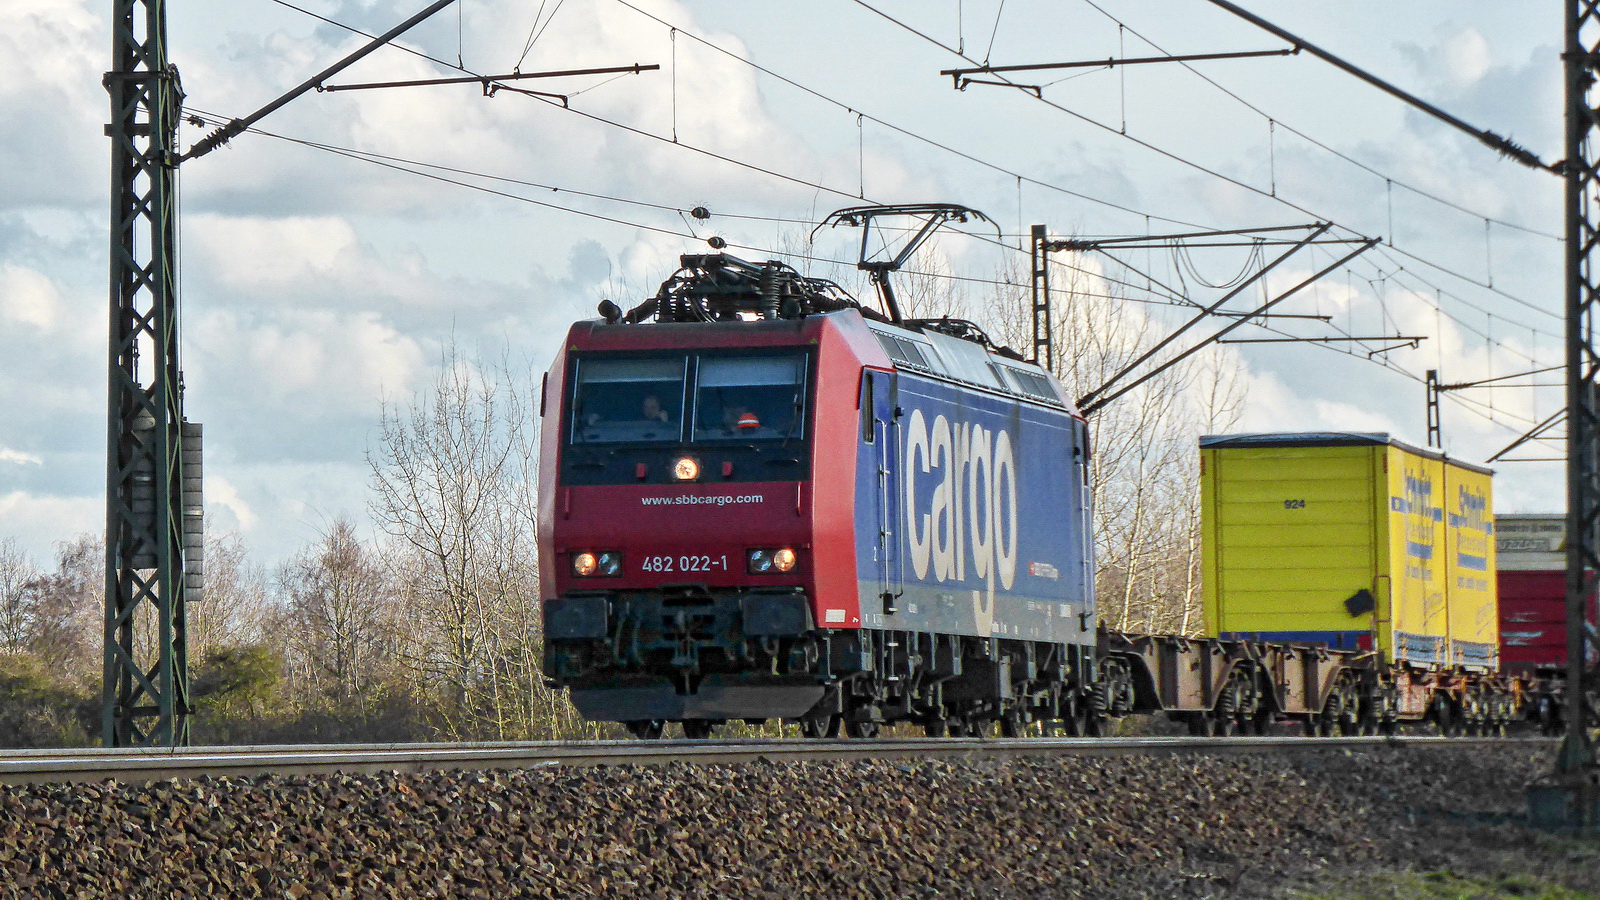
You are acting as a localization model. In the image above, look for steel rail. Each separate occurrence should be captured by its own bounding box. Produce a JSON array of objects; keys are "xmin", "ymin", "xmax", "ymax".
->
[{"xmin": 0, "ymin": 736, "xmax": 1546, "ymax": 786}]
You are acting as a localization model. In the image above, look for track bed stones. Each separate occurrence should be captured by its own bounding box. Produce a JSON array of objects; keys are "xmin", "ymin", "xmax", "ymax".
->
[{"xmin": 0, "ymin": 744, "xmax": 1570, "ymax": 899}]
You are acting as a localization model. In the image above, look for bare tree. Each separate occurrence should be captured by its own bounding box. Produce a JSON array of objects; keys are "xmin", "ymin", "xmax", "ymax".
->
[
  {"xmin": 22, "ymin": 534, "xmax": 103, "ymax": 676},
  {"xmin": 278, "ymin": 517, "xmax": 396, "ymax": 707},
  {"xmin": 0, "ymin": 539, "xmax": 39, "ymax": 653},
  {"xmin": 188, "ymin": 529, "xmax": 272, "ymax": 660},
  {"xmin": 367, "ymin": 344, "xmax": 580, "ymax": 739}
]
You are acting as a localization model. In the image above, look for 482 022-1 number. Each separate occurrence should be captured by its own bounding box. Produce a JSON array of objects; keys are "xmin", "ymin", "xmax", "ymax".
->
[{"xmin": 639, "ymin": 555, "xmax": 729, "ymax": 573}]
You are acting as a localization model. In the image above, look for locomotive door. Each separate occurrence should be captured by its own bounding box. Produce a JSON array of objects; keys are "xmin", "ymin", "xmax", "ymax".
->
[{"xmin": 866, "ymin": 370, "xmax": 903, "ymax": 616}]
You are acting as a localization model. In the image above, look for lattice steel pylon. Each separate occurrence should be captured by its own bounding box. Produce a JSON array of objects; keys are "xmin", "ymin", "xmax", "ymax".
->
[
  {"xmin": 104, "ymin": 0, "xmax": 198, "ymax": 747},
  {"xmin": 1532, "ymin": 0, "xmax": 1600, "ymax": 827}
]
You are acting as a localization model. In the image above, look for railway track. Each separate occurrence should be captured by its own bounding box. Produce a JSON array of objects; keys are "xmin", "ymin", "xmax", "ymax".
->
[{"xmin": 0, "ymin": 735, "xmax": 1546, "ymax": 785}]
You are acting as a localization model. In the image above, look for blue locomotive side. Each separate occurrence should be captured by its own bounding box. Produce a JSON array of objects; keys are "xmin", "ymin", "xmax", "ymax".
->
[{"xmin": 854, "ymin": 368, "xmax": 1095, "ymax": 645}]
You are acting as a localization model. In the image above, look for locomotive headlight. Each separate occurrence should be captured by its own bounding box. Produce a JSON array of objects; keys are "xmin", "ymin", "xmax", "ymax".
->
[
  {"xmin": 747, "ymin": 548, "xmax": 797, "ymax": 574},
  {"xmin": 672, "ymin": 456, "xmax": 700, "ymax": 481},
  {"xmin": 573, "ymin": 551, "xmax": 621, "ymax": 577}
]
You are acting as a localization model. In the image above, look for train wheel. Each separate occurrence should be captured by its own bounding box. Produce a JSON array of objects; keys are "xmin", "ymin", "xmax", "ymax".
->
[
  {"xmin": 682, "ymin": 720, "xmax": 716, "ymax": 740},
  {"xmin": 999, "ymin": 710, "xmax": 1025, "ymax": 738},
  {"xmin": 923, "ymin": 717, "xmax": 948, "ymax": 738},
  {"xmin": 1245, "ymin": 710, "xmax": 1271, "ymax": 736},
  {"xmin": 845, "ymin": 719, "xmax": 881, "ymax": 739},
  {"xmin": 625, "ymin": 720, "xmax": 665, "ymax": 740},
  {"xmin": 1316, "ymin": 691, "xmax": 1343, "ymax": 737},
  {"xmin": 1433, "ymin": 696, "xmax": 1461, "ymax": 737},
  {"xmin": 798, "ymin": 714, "xmax": 840, "ymax": 739},
  {"xmin": 1069, "ymin": 698, "xmax": 1091, "ymax": 737},
  {"xmin": 1059, "ymin": 695, "xmax": 1084, "ymax": 737},
  {"xmin": 1083, "ymin": 712, "xmax": 1107, "ymax": 737}
]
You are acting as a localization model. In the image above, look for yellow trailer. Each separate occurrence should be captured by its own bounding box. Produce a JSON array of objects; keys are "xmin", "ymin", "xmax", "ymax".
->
[{"xmin": 1200, "ymin": 433, "xmax": 1497, "ymax": 670}]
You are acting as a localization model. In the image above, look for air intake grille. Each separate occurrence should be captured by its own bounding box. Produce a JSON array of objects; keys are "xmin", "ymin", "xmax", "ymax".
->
[
  {"xmin": 998, "ymin": 366, "xmax": 1059, "ymax": 402},
  {"xmin": 874, "ymin": 333, "xmax": 933, "ymax": 370}
]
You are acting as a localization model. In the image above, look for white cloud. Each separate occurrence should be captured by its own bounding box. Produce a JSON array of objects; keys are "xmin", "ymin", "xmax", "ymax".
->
[
  {"xmin": 192, "ymin": 307, "xmax": 425, "ymax": 414},
  {"xmin": 206, "ymin": 475, "xmax": 258, "ymax": 532},
  {"xmin": 0, "ymin": 264, "xmax": 63, "ymax": 330},
  {"xmin": 0, "ymin": 1, "xmax": 102, "ymax": 210},
  {"xmin": 1440, "ymin": 27, "xmax": 1494, "ymax": 85},
  {"xmin": 0, "ymin": 491, "xmax": 99, "ymax": 559},
  {"xmin": 1237, "ymin": 369, "xmax": 1404, "ymax": 436},
  {"xmin": 0, "ymin": 448, "xmax": 42, "ymax": 466}
]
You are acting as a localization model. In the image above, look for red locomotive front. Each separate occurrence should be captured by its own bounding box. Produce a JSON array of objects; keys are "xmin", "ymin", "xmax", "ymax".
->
[{"xmin": 537, "ymin": 260, "xmax": 890, "ymax": 736}]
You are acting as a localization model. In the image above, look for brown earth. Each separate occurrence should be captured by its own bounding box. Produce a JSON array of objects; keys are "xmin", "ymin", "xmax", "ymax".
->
[{"xmin": 0, "ymin": 742, "xmax": 1593, "ymax": 899}]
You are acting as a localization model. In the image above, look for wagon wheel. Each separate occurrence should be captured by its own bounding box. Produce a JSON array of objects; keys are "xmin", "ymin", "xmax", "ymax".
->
[
  {"xmin": 1337, "ymin": 692, "xmax": 1362, "ymax": 736},
  {"xmin": 1317, "ymin": 690, "xmax": 1344, "ymax": 737},
  {"xmin": 1068, "ymin": 695, "xmax": 1092, "ymax": 737},
  {"xmin": 1432, "ymin": 695, "xmax": 1457, "ymax": 737},
  {"xmin": 844, "ymin": 711, "xmax": 883, "ymax": 739},
  {"xmin": 682, "ymin": 720, "xmax": 716, "ymax": 740},
  {"xmin": 799, "ymin": 712, "xmax": 841, "ymax": 739},
  {"xmin": 1246, "ymin": 708, "xmax": 1273, "ymax": 736},
  {"xmin": 1058, "ymin": 694, "xmax": 1085, "ymax": 737},
  {"xmin": 1213, "ymin": 674, "xmax": 1245, "ymax": 737},
  {"xmin": 845, "ymin": 719, "xmax": 881, "ymax": 739},
  {"xmin": 624, "ymin": 720, "xmax": 665, "ymax": 740},
  {"xmin": 1353, "ymin": 693, "xmax": 1380, "ymax": 735},
  {"xmin": 998, "ymin": 709, "xmax": 1025, "ymax": 738}
]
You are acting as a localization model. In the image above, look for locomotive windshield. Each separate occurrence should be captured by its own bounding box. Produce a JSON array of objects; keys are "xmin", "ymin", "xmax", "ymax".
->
[
  {"xmin": 693, "ymin": 355, "xmax": 806, "ymax": 442},
  {"xmin": 567, "ymin": 351, "xmax": 808, "ymax": 446},
  {"xmin": 570, "ymin": 357, "xmax": 688, "ymax": 444}
]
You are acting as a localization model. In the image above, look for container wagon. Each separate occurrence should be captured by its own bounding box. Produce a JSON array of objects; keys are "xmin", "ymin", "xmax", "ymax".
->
[{"xmin": 1195, "ymin": 433, "xmax": 1516, "ymax": 733}]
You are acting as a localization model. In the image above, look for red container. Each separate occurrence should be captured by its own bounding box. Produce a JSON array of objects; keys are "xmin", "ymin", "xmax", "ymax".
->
[
  {"xmin": 1498, "ymin": 570, "xmax": 1569, "ymax": 674},
  {"xmin": 1495, "ymin": 514, "xmax": 1597, "ymax": 674}
]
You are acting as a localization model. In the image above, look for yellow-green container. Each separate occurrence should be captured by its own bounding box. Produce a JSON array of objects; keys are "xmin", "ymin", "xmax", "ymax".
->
[{"xmin": 1200, "ymin": 433, "xmax": 1497, "ymax": 670}]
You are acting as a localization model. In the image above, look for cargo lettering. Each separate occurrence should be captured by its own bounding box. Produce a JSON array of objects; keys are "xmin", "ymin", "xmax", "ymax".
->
[{"xmin": 903, "ymin": 409, "xmax": 1018, "ymax": 601}]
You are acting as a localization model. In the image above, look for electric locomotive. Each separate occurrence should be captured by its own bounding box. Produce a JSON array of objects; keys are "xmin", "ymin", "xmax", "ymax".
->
[{"xmin": 538, "ymin": 253, "xmax": 1096, "ymax": 738}]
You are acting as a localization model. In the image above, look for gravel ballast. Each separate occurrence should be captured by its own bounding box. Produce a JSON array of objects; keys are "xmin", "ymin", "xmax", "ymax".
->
[{"xmin": 0, "ymin": 743, "xmax": 1586, "ymax": 899}]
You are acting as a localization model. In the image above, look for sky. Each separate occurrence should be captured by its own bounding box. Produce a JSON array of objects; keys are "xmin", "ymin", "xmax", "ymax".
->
[{"xmin": 0, "ymin": 0, "xmax": 1573, "ymax": 567}]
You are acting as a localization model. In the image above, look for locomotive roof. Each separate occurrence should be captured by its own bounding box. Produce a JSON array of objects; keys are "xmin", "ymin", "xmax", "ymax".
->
[
  {"xmin": 865, "ymin": 319, "xmax": 1072, "ymax": 411},
  {"xmin": 1199, "ymin": 431, "xmax": 1493, "ymax": 475}
]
